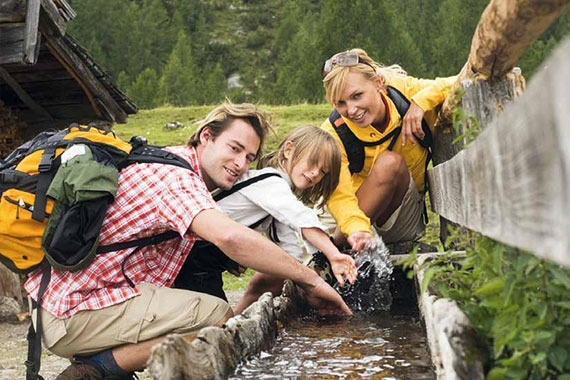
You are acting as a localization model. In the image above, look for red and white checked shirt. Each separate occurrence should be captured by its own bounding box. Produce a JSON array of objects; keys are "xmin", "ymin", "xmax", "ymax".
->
[{"xmin": 24, "ymin": 146, "xmax": 218, "ymax": 318}]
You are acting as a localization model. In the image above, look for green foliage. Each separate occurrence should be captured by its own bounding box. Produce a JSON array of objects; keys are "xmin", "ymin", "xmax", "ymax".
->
[
  {"xmin": 67, "ymin": 0, "xmax": 570, "ymax": 107},
  {"xmin": 128, "ymin": 68, "xmax": 160, "ymax": 109},
  {"xmin": 410, "ymin": 229, "xmax": 570, "ymax": 379}
]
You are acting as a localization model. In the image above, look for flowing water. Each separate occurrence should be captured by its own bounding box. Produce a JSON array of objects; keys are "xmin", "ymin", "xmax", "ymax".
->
[{"xmin": 231, "ymin": 237, "xmax": 435, "ymax": 379}]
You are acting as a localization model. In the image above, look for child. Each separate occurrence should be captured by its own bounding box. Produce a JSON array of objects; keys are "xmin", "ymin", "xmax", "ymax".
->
[{"xmin": 225, "ymin": 125, "xmax": 358, "ymax": 314}]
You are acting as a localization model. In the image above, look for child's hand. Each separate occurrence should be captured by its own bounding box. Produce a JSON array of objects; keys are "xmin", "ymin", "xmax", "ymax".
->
[
  {"xmin": 329, "ymin": 254, "xmax": 358, "ymax": 287},
  {"xmin": 347, "ymin": 231, "xmax": 372, "ymax": 250}
]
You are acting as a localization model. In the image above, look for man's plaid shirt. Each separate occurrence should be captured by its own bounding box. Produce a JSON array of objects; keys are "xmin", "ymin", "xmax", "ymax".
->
[{"xmin": 24, "ymin": 146, "xmax": 218, "ymax": 318}]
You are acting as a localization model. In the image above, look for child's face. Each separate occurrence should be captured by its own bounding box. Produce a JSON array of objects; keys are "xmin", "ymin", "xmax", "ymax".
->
[{"xmin": 286, "ymin": 151, "xmax": 328, "ymax": 191}]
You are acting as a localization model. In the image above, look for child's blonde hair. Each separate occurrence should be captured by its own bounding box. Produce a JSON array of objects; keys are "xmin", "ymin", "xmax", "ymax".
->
[
  {"xmin": 322, "ymin": 48, "xmax": 407, "ymax": 105},
  {"xmin": 258, "ymin": 125, "xmax": 340, "ymax": 208}
]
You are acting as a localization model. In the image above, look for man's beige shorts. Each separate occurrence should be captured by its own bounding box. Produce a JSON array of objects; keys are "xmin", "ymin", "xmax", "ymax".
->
[{"xmin": 35, "ymin": 283, "xmax": 230, "ymax": 358}]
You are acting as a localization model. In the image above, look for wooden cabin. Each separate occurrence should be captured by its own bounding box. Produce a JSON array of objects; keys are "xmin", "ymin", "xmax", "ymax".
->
[{"xmin": 0, "ymin": 0, "xmax": 137, "ymax": 157}]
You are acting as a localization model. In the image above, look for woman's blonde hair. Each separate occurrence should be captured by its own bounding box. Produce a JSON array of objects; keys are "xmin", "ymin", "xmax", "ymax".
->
[
  {"xmin": 322, "ymin": 48, "xmax": 407, "ymax": 105},
  {"xmin": 258, "ymin": 125, "xmax": 341, "ymax": 208},
  {"xmin": 188, "ymin": 101, "xmax": 274, "ymax": 160}
]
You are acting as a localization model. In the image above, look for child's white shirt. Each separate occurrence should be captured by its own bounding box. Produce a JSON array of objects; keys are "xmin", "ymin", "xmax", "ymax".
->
[{"xmin": 211, "ymin": 167, "xmax": 327, "ymax": 261}]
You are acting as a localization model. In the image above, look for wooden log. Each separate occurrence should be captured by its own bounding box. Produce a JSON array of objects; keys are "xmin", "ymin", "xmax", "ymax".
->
[
  {"xmin": 429, "ymin": 37, "xmax": 570, "ymax": 267},
  {"xmin": 415, "ymin": 254, "xmax": 488, "ymax": 380},
  {"xmin": 148, "ymin": 292, "xmax": 279, "ymax": 380},
  {"xmin": 440, "ymin": 0, "xmax": 569, "ymax": 122}
]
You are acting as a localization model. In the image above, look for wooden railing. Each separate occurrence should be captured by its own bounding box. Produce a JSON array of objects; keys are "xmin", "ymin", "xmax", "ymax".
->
[{"xmin": 428, "ymin": 0, "xmax": 570, "ymax": 268}]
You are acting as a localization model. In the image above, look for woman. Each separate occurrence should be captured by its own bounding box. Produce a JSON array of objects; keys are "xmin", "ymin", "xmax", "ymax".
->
[{"xmin": 320, "ymin": 48, "xmax": 456, "ymax": 250}]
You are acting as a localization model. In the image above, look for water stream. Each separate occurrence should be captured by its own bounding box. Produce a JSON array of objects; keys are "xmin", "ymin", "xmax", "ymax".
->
[{"xmin": 230, "ymin": 237, "xmax": 435, "ymax": 379}]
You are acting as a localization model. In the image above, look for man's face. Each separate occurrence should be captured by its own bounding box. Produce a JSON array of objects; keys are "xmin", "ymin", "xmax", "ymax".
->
[{"xmin": 199, "ymin": 119, "xmax": 261, "ymax": 190}]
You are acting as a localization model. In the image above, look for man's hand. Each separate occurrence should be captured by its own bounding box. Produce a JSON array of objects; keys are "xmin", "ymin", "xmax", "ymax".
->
[
  {"xmin": 329, "ymin": 254, "xmax": 357, "ymax": 287},
  {"xmin": 401, "ymin": 101, "xmax": 425, "ymax": 146},
  {"xmin": 347, "ymin": 231, "xmax": 372, "ymax": 251},
  {"xmin": 299, "ymin": 277, "xmax": 352, "ymax": 316}
]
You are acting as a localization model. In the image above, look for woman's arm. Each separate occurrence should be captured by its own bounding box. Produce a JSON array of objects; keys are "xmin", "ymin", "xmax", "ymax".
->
[{"xmin": 301, "ymin": 227, "xmax": 357, "ymax": 286}]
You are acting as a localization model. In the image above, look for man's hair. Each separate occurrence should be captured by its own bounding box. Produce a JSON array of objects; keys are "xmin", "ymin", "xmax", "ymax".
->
[{"xmin": 188, "ymin": 101, "xmax": 273, "ymax": 160}]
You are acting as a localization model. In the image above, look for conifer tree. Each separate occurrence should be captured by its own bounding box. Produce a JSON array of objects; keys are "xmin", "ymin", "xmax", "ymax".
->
[
  {"xmin": 159, "ymin": 31, "xmax": 203, "ymax": 105},
  {"xmin": 128, "ymin": 68, "xmax": 160, "ymax": 109}
]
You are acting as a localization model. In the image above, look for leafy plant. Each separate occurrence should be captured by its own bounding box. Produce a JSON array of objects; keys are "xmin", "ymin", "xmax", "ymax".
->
[{"xmin": 407, "ymin": 230, "xmax": 570, "ymax": 380}]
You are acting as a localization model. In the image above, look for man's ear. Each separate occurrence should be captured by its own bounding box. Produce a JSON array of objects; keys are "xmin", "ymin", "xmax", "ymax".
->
[{"xmin": 199, "ymin": 126, "xmax": 213, "ymax": 144}]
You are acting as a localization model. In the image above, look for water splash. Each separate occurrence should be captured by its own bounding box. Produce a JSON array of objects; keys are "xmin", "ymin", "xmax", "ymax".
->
[{"xmin": 336, "ymin": 235, "xmax": 394, "ymax": 312}]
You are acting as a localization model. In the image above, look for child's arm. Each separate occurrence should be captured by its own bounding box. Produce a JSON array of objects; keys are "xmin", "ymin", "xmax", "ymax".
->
[{"xmin": 301, "ymin": 227, "xmax": 357, "ymax": 286}]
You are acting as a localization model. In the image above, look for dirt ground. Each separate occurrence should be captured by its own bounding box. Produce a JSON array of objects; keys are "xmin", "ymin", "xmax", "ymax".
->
[{"xmin": 0, "ymin": 291, "xmax": 243, "ymax": 380}]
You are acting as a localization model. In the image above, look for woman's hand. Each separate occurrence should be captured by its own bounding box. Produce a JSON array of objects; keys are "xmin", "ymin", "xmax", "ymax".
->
[
  {"xmin": 401, "ymin": 101, "xmax": 425, "ymax": 146},
  {"xmin": 329, "ymin": 253, "xmax": 358, "ymax": 287},
  {"xmin": 347, "ymin": 231, "xmax": 372, "ymax": 250}
]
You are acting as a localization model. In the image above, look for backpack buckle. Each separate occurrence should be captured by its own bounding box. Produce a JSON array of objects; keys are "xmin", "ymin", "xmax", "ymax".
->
[{"xmin": 38, "ymin": 145, "xmax": 56, "ymax": 172}]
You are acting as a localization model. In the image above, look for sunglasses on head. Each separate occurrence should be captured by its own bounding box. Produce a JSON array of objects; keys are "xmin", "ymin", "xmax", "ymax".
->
[{"xmin": 321, "ymin": 51, "xmax": 375, "ymax": 78}]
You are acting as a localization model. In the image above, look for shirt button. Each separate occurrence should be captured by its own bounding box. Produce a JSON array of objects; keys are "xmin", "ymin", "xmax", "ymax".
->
[{"xmin": 370, "ymin": 132, "xmax": 376, "ymax": 137}]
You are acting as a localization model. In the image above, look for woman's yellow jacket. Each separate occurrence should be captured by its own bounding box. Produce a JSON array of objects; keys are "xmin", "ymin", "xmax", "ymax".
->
[{"xmin": 321, "ymin": 74, "xmax": 457, "ymax": 237}]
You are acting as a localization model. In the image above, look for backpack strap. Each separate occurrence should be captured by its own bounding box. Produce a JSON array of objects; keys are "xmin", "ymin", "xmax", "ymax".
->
[
  {"xmin": 329, "ymin": 110, "xmax": 401, "ymax": 174},
  {"xmin": 385, "ymin": 86, "xmax": 433, "ymax": 149},
  {"xmin": 123, "ymin": 143, "xmax": 194, "ymax": 171},
  {"xmin": 213, "ymin": 172, "xmax": 282, "ymax": 201},
  {"xmin": 25, "ymin": 264, "xmax": 50, "ymax": 380}
]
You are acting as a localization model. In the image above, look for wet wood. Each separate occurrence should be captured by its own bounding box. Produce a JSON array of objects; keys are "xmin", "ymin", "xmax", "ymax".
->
[{"xmin": 429, "ymin": 38, "xmax": 570, "ymax": 267}]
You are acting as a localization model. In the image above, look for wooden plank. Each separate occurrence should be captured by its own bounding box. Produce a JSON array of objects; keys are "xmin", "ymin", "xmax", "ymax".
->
[
  {"xmin": 39, "ymin": 0, "xmax": 67, "ymax": 36},
  {"xmin": 23, "ymin": 0, "xmax": 41, "ymax": 64},
  {"xmin": 0, "ymin": 24, "xmax": 24, "ymax": 64},
  {"xmin": 0, "ymin": 0, "xmax": 26, "ymax": 22},
  {"xmin": 440, "ymin": 0, "xmax": 570, "ymax": 122},
  {"xmin": 0, "ymin": 66, "xmax": 53, "ymax": 120},
  {"xmin": 45, "ymin": 36, "xmax": 128, "ymax": 123},
  {"xmin": 428, "ymin": 37, "xmax": 570, "ymax": 267}
]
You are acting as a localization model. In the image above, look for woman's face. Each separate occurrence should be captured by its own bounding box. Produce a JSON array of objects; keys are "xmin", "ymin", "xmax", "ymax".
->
[{"xmin": 334, "ymin": 71, "xmax": 385, "ymax": 128}]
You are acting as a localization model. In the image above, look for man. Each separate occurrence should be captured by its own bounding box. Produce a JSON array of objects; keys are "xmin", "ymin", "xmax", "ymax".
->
[{"xmin": 25, "ymin": 102, "xmax": 351, "ymax": 380}]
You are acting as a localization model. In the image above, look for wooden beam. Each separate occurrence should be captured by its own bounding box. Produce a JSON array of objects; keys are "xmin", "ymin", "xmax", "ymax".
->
[
  {"xmin": 39, "ymin": 0, "xmax": 68, "ymax": 37},
  {"xmin": 428, "ymin": 37, "xmax": 570, "ymax": 267},
  {"xmin": 0, "ymin": 66, "xmax": 53, "ymax": 121},
  {"xmin": 24, "ymin": 0, "xmax": 41, "ymax": 64},
  {"xmin": 45, "ymin": 36, "xmax": 128, "ymax": 123},
  {"xmin": 440, "ymin": 0, "xmax": 570, "ymax": 122}
]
